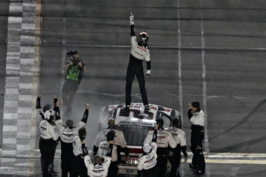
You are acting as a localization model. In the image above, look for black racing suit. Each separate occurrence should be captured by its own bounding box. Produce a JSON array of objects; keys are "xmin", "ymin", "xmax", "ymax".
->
[{"xmin": 125, "ymin": 24, "xmax": 151, "ymax": 107}]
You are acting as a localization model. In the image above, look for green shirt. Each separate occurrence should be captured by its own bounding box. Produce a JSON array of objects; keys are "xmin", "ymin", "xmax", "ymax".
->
[{"xmin": 66, "ymin": 65, "xmax": 82, "ymax": 81}]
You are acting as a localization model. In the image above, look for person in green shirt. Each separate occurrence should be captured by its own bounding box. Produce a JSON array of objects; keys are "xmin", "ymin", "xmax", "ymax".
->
[{"xmin": 62, "ymin": 50, "xmax": 87, "ymax": 109}]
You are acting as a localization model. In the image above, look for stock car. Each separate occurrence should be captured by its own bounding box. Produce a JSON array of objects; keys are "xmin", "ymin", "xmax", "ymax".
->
[{"xmin": 98, "ymin": 103, "xmax": 181, "ymax": 176}]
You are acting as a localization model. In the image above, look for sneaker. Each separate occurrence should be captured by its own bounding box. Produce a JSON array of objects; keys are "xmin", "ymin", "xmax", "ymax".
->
[
  {"xmin": 194, "ymin": 170, "xmax": 205, "ymax": 175},
  {"xmin": 144, "ymin": 105, "xmax": 150, "ymax": 113}
]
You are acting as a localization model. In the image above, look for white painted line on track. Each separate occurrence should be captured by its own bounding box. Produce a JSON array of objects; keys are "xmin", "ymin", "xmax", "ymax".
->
[
  {"xmin": 200, "ymin": 0, "xmax": 210, "ymax": 176},
  {"xmin": 177, "ymin": 0, "xmax": 185, "ymax": 175},
  {"xmin": 60, "ymin": 1, "xmax": 67, "ymax": 111},
  {"xmin": 200, "ymin": 0, "xmax": 209, "ymax": 154},
  {"xmin": 177, "ymin": 0, "xmax": 183, "ymax": 128},
  {"xmin": 40, "ymin": 43, "xmax": 266, "ymax": 51}
]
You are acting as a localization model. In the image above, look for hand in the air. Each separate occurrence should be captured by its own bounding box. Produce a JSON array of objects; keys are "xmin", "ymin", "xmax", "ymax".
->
[
  {"xmin": 129, "ymin": 12, "xmax": 134, "ymax": 25},
  {"xmin": 85, "ymin": 103, "xmax": 90, "ymax": 110}
]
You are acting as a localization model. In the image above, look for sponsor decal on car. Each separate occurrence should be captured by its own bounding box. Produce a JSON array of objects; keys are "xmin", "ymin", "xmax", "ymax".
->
[{"xmin": 118, "ymin": 121, "xmax": 154, "ymax": 127}]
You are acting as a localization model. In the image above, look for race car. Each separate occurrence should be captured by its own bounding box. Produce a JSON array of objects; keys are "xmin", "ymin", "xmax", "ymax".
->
[{"xmin": 98, "ymin": 103, "xmax": 181, "ymax": 176}]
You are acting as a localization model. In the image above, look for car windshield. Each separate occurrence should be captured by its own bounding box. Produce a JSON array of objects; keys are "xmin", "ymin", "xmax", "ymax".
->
[{"xmin": 116, "ymin": 124, "xmax": 153, "ymax": 146}]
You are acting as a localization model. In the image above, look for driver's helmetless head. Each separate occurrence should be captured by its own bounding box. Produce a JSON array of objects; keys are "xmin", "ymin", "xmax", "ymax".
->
[
  {"xmin": 108, "ymin": 118, "xmax": 115, "ymax": 127},
  {"xmin": 93, "ymin": 155, "xmax": 102, "ymax": 165}
]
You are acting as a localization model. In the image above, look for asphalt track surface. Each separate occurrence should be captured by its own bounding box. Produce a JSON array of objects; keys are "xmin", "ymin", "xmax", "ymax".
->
[
  {"xmin": 36, "ymin": 0, "xmax": 266, "ymax": 153},
  {"xmin": 0, "ymin": 0, "xmax": 9, "ymax": 148},
  {"xmin": 0, "ymin": 0, "xmax": 265, "ymax": 154}
]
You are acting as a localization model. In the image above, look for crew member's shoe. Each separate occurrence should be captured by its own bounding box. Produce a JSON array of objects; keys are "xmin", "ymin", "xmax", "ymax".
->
[
  {"xmin": 51, "ymin": 169, "xmax": 58, "ymax": 176},
  {"xmin": 144, "ymin": 105, "xmax": 150, "ymax": 114},
  {"xmin": 189, "ymin": 164, "xmax": 197, "ymax": 168},
  {"xmin": 194, "ymin": 170, "xmax": 205, "ymax": 175}
]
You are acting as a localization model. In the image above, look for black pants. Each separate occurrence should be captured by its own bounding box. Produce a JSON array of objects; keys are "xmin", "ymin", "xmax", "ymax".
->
[
  {"xmin": 71, "ymin": 156, "xmax": 87, "ymax": 177},
  {"xmin": 157, "ymin": 155, "xmax": 168, "ymax": 177},
  {"xmin": 62, "ymin": 80, "xmax": 80, "ymax": 107},
  {"xmin": 142, "ymin": 165, "xmax": 159, "ymax": 177},
  {"xmin": 191, "ymin": 131, "xmax": 205, "ymax": 171},
  {"xmin": 169, "ymin": 146, "xmax": 181, "ymax": 177},
  {"xmin": 107, "ymin": 161, "xmax": 118, "ymax": 177},
  {"xmin": 61, "ymin": 142, "xmax": 74, "ymax": 177},
  {"xmin": 39, "ymin": 138, "xmax": 56, "ymax": 177},
  {"xmin": 125, "ymin": 58, "xmax": 148, "ymax": 106}
]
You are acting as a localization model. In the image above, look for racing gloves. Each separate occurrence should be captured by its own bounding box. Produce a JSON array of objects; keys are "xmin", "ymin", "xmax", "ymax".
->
[
  {"xmin": 130, "ymin": 13, "xmax": 134, "ymax": 25},
  {"xmin": 145, "ymin": 70, "xmax": 151, "ymax": 77}
]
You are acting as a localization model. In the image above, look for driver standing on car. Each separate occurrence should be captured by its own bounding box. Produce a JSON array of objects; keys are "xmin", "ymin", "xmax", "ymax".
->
[
  {"xmin": 144, "ymin": 118, "xmax": 176, "ymax": 177},
  {"xmin": 124, "ymin": 13, "xmax": 151, "ymax": 114},
  {"xmin": 93, "ymin": 118, "xmax": 129, "ymax": 158}
]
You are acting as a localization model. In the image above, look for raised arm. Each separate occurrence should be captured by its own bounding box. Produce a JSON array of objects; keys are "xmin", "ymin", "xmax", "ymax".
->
[
  {"xmin": 81, "ymin": 104, "xmax": 89, "ymax": 123},
  {"xmin": 52, "ymin": 96, "xmax": 61, "ymax": 121},
  {"xmin": 130, "ymin": 12, "xmax": 135, "ymax": 36},
  {"xmin": 36, "ymin": 94, "xmax": 45, "ymax": 120},
  {"xmin": 93, "ymin": 131, "xmax": 105, "ymax": 156},
  {"xmin": 36, "ymin": 94, "xmax": 41, "ymax": 109},
  {"xmin": 130, "ymin": 13, "xmax": 137, "ymax": 47},
  {"xmin": 74, "ymin": 104, "xmax": 90, "ymax": 132}
]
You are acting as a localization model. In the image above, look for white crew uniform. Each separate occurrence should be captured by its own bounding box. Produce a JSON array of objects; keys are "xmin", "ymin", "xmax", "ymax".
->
[
  {"xmin": 144, "ymin": 129, "xmax": 176, "ymax": 177},
  {"xmin": 144, "ymin": 130, "xmax": 176, "ymax": 151},
  {"xmin": 164, "ymin": 127, "xmax": 185, "ymax": 147},
  {"xmin": 54, "ymin": 107, "xmax": 88, "ymax": 177},
  {"xmin": 137, "ymin": 142, "xmax": 157, "ymax": 176},
  {"xmin": 72, "ymin": 135, "xmax": 89, "ymax": 176},
  {"xmin": 84, "ymin": 155, "xmax": 111, "ymax": 177},
  {"xmin": 39, "ymin": 119, "xmax": 58, "ymax": 177},
  {"xmin": 56, "ymin": 120, "xmax": 85, "ymax": 143},
  {"xmin": 94, "ymin": 128, "xmax": 127, "ymax": 148},
  {"xmin": 93, "ymin": 128, "xmax": 128, "ymax": 158},
  {"xmin": 73, "ymin": 135, "xmax": 88, "ymax": 157},
  {"xmin": 39, "ymin": 120, "xmax": 59, "ymax": 141},
  {"xmin": 189, "ymin": 108, "xmax": 206, "ymax": 173},
  {"xmin": 165, "ymin": 127, "xmax": 185, "ymax": 177},
  {"xmin": 98, "ymin": 141, "xmax": 118, "ymax": 162},
  {"xmin": 190, "ymin": 110, "xmax": 205, "ymax": 126}
]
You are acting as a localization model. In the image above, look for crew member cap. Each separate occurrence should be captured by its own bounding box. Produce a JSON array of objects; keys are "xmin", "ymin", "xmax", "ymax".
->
[
  {"xmin": 143, "ymin": 143, "xmax": 152, "ymax": 153},
  {"xmin": 190, "ymin": 101, "xmax": 200, "ymax": 108}
]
